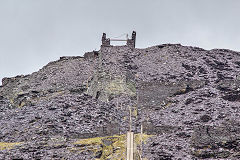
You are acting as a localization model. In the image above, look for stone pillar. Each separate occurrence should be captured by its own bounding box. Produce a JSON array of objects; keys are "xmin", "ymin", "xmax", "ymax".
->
[
  {"xmin": 102, "ymin": 33, "xmax": 106, "ymax": 43},
  {"xmin": 132, "ymin": 31, "xmax": 136, "ymax": 48},
  {"xmin": 127, "ymin": 31, "xmax": 136, "ymax": 48},
  {"xmin": 101, "ymin": 33, "xmax": 110, "ymax": 47}
]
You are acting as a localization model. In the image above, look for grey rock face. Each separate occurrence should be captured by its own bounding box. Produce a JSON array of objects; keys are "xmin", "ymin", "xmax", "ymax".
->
[{"xmin": 1, "ymin": 44, "xmax": 240, "ymax": 159}]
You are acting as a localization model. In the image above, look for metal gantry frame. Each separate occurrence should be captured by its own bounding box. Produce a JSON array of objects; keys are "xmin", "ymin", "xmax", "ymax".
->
[{"xmin": 110, "ymin": 34, "xmax": 129, "ymax": 42}]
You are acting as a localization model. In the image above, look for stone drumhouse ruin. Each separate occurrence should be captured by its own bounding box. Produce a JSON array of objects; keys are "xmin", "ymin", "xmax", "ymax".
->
[
  {"xmin": 84, "ymin": 31, "xmax": 136, "ymax": 59},
  {"xmin": 101, "ymin": 31, "xmax": 136, "ymax": 48}
]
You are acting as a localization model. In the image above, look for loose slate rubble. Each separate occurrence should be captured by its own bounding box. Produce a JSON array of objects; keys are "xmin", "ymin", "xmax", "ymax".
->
[{"xmin": 0, "ymin": 44, "xmax": 240, "ymax": 159}]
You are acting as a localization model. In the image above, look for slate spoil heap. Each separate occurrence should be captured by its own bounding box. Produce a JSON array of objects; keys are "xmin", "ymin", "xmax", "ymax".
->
[{"xmin": 1, "ymin": 44, "xmax": 240, "ymax": 159}]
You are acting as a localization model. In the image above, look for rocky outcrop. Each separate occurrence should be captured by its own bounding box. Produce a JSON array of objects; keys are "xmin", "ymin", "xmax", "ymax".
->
[
  {"xmin": 1, "ymin": 44, "xmax": 240, "ymax": 159},
  {"xmin": 191, "ymin": 121, "xmax": 240, "ymax": 159}
]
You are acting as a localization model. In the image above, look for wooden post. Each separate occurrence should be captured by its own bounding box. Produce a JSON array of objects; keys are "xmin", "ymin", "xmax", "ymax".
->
[
  {"xmin": 86, "ymin": 77, "xmax": 89, "ymax": 94},
  {"xmin": 129, "ymin": 106, "xmax": 132, "ymax": 132},
  {"xmin": 117, "ymin": 98, "xmax": 119, "ymax": 109},
  {"xmin": 141, "ymin": 124, "xmax": 143, "ymax": 156}
]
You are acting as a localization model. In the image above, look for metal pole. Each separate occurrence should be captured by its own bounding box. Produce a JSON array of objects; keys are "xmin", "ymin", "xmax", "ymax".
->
[{"xmin": 110, "ymin": 39, "xmax": 128, "ymax": 41}]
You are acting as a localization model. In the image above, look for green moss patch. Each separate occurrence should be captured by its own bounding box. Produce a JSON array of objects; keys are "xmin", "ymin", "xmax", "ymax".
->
[
  {"xmin": 105, "ymin": 79, "xmax": 136, "ymax": 97},
  {"xmin": 73, "ymin": 134, "xmax": 152, "ymax": 160},
  {"xmin": 0, "ymin": 142, "xmax": 23, "ymax": 151}
]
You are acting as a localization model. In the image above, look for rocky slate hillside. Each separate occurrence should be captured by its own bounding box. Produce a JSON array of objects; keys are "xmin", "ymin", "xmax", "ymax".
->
[{"xmin": 0, "ymin": 44, "xmax": 240, "ymax": 160}]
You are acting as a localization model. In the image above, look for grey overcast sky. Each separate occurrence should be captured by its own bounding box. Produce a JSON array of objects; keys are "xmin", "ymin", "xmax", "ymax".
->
[{"xmin": 0, "ymin": 0, "xmax": 240, "ymax": 83}]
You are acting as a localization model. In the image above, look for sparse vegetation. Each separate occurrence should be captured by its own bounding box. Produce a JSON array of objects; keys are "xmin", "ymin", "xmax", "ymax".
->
[
  {"xmin": 73, "ymin": 134, "xmax": 152, "ymax": 160},
  {"xmin": 0, "ymin": 142, "xmax": 22, "ymax": 151}
]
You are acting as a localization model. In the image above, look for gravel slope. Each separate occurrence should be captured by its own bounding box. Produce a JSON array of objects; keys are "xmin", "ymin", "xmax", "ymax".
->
[{"xmin": 0, "ymin": 44, "xmax": 240, "ymax": 159}]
